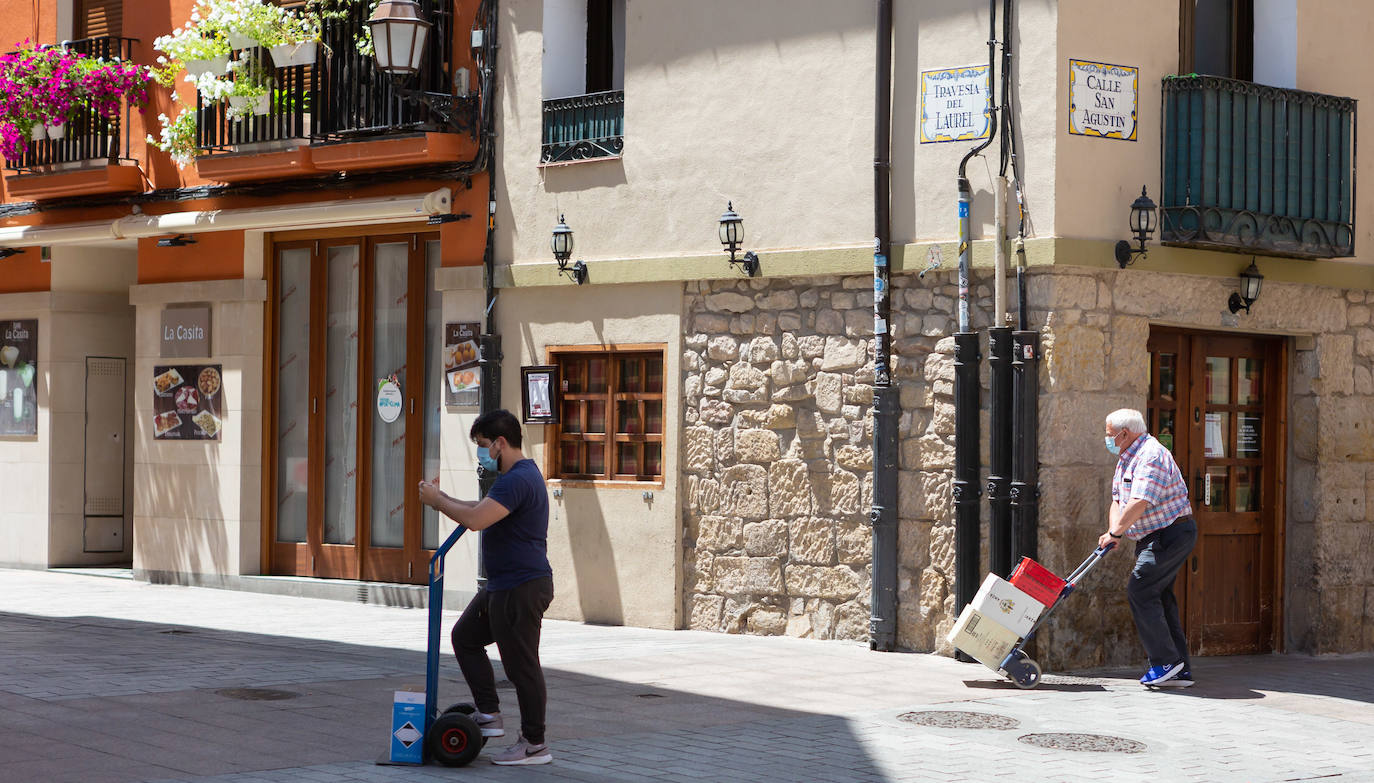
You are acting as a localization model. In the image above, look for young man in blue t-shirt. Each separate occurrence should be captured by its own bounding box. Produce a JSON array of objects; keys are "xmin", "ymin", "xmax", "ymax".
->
[{"xmin": 418, "ymin": 409, "xmax": 555, "ymax": 766}]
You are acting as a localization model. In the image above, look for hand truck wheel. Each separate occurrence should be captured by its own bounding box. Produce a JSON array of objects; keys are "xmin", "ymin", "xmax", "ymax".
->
[
  {"xmin": 1009, "ymin": 657, "xmax": 1042, "ymax": 689},
  {"xmin": 426, "ymin": 711, "xmax": 483, "ymax": 767}
]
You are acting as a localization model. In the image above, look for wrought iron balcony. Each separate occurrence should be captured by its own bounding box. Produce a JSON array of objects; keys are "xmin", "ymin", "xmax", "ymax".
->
[
  {"xmin": 1161, "ymin": 75, "xmax": 1356, "ymax": 259},
  {"xmin": 198, "ymin": 0, "xmax": 474, "ymax": 154},
  {"xmin": 542, "ymin": 90, "xmax": 624, "ymax": 164},
  {"xmin": 4, "ymin": 36, "xmax": 139, "ymax": 174}
]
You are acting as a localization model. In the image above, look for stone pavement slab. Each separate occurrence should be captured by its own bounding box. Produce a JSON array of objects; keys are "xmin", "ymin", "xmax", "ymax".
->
[{"xmin": 2, "ymin": 568, "xmax": 1373, "ymax": 782}]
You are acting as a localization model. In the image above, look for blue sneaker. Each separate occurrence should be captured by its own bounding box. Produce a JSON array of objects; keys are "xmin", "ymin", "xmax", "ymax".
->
[{"xmin": 1140, "ymin": 661, "xmax": 1184, "ymax": 686}]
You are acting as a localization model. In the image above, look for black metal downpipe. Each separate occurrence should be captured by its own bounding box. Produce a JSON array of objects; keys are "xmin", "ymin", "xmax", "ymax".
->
[
  {"xmin": 953, "ymin": 0, "xmax": 998, "ymax": 621},
  {"xmin": 475, "ymin": 0, "xmax": 502, "ymax": 587},
  {"xmin": 869, "ymin": 0, "xmax": 898, "ymax": 653},
  {"xmin": 986, "ymin": 327, "xmax": 1013, "ymax": 576},
  {"xmin": 1010, "ymin": 328, "xmax": 1040, "ymax": 565}
]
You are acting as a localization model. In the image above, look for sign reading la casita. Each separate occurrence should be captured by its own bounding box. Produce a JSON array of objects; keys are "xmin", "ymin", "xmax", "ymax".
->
[
  {"xmin": 920, "ymin": 65, "xmax": 992, "ymax": 144},
  {"xmin": 1068, "ymin": 59, "xmax": 1138, "ymax": 141}
]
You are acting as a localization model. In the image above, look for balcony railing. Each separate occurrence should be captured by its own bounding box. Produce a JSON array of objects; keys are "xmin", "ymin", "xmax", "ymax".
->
[
  {"xmin": 198, "ymin": 0, "xmax": 469, "ymax": 153},
  {"xmin": 1161, "ymin": 75, "xmax": 1357, "ymax": 259},
  {"xmin": 541, "ymin": 90, "xmax": 624, "ymax": 164},
  {"xmin": 5, "ymin": 36, "xmax": 139, "ymax": 174}
]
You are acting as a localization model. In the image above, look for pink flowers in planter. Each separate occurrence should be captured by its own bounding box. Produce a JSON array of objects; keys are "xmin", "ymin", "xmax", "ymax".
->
[{"xmin": 0, "ymin": 41, "xmax": 152, "ymax": 161}]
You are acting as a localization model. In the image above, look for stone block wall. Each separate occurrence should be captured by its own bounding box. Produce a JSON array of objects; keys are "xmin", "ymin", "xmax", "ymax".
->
[
  {"xmin": 681, "ymin": 271, "xmax": 999, "ymax": 651},
  {"xmin": 682, "ymin": 264, "xmax": 1374, "ymax": 666}
]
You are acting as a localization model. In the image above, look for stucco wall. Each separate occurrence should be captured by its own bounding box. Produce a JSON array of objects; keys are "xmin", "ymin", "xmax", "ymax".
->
[
  {"xmin": 496, "ymin": 281, "xmax": 683, "ymax": 629},
  {"xmin": 131, "ymin": 279, "xmax": 265, "ymax": 580}
]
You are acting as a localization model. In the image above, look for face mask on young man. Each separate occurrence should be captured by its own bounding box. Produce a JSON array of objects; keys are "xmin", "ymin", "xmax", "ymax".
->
[{"xmin": 477, "ymin": 440, "xmax": 501, "ymax": 473}]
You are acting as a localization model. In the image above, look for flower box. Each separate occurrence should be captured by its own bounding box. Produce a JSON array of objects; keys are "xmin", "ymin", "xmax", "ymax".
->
[
  {"xmin": 270, "ymin": 41, "xmax": 318, "ymax": 68},
  {"xmin": 185, "ymin": 55, "xmax": 230, "ymax": 77}
]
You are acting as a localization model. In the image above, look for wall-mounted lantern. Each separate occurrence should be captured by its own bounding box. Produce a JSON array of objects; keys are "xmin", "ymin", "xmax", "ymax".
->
[
  {"xmin": 551, "ymin": 214, "xmax": 587, "ymax": 285},
  {"xmin": 1228, "ymin": 260, "xmax": 1264, "ymax": 315},
  {"xmin": 1114, "ymin": 186, "xmax": 1157, "ymax": 268},
  {"xmin": 718, "ymin": 202, "xmax": 760, "ymax": 277}
]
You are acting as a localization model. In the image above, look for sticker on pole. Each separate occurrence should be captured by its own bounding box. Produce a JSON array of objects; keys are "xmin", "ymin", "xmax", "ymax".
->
[{"xmin": 377, "ymin": 377, "xmax": 403, "ymax": 423}]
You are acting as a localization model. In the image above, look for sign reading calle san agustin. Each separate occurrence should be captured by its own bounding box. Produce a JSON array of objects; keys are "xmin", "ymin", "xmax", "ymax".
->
[
  {"xmin": 920, "ymin": 65, "xmax": 992, "ymax": 144},
  {"xmin": 160, "ymin": 305, "xmax": 212, "ymax": 358},
  {"xmin": 1068, "ymin": 59, "xmax": 1138, "ymax": 141}
]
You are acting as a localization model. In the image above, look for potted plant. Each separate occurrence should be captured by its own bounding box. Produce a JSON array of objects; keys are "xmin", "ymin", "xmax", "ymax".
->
[
  {"xmin": 147, "ymin": 107, "xmax": 199, "ymax": 168},
  {"xmin": 155, "ymin": 24, "xmax": 231, "ymax": 77},
  {"xmin": 224, "ymin": 55, "xmax": 272, "ymax": 119},
  {"xmin": 308, "ymin": 0, "xmax": 380, "ymax": 57},
  {"xmin": 264, "ymin": 8, "xmax": 323, "ymax": 67},
  {"xmin": 204, "ymin": 0, "xmax": 290, "ymax": 51}
]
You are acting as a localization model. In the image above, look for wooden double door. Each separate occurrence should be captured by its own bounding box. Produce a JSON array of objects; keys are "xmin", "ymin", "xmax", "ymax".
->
[
  {"xmin": 1146, "ymin": 327, "xmax": 1285, "ymax": 655},
  {"xmin": 268, "ymin": 233, "xmax": 445, "ymax": 584}
]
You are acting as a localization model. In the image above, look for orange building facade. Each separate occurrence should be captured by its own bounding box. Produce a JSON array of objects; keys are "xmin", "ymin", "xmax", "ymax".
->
[{"xmin": 0, "ymin": 0, "xmax": 495, "ymax": 593}]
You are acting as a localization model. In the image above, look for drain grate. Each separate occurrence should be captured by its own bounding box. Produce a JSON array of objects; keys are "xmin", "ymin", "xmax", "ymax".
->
[
  {"xmin": 214, "ymin": 688, "xmax": 302, "ymax": 701},
  {"xmin": 1019, "ymin": 733, "xmax": 1147, "ymax": 753},
  {"xmin": 898, "ymin": 711, "xmax": 1021, "ymax": 730}
]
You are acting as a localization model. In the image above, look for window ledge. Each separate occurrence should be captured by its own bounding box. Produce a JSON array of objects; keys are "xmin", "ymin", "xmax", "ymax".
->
[
  {"xmin": 547, "ymin": 478, "xmax": 665, "ymax": 491},
  {"xmin": 537, "ymin": 154, "xmax": 623, "ymax": 170}
]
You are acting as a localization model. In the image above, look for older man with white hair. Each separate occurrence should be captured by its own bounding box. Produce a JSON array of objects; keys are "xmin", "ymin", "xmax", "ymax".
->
[{"xmin": 1100, "ymin": 408, "xmax": 1198, "ymax": 688}]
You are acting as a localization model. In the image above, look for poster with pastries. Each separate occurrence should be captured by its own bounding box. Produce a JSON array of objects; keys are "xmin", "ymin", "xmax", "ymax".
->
[
  {"xmin": 0, "ymin": 319, "xmax": 38, "ymax": 437},
  {"xmin": 153, "ymin": 364, "xmax": 225, "ymax": 441},
  {"xmin": 444, "ymin": 322, "xmax": 481, "ymax": 407}
]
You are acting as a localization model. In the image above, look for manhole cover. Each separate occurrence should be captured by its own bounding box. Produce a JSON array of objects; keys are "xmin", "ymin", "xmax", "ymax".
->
[
  {"xmin": 897, "ymin": 711, "xmax": 1020, "ymax": 730},
  {"xmin": 1019, "ymin": 733, "xmax": 1147, "ymax": 753},
  {"xmin": 214, "ymin": 688, "xmax": 302, "ymax": 701}
]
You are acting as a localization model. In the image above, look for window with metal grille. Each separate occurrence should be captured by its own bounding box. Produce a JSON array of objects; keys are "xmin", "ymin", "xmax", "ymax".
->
[{"xmin": 552, "ymin": 349, "xmax": 664, "ymax": 482}]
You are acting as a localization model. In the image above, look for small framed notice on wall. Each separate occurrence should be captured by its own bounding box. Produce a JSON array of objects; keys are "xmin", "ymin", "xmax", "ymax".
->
[{"xmin": 521, "ymin": 365, "xmax": 558, "ymax": 424}]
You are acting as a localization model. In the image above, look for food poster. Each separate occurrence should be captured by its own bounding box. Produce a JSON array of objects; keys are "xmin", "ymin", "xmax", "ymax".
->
[
  {"xmin": 153, "ymin": 364, "xmax": 225, "ymax": 440},
  {"xmin": 444, "ymin": 322, "xmax": 481, "ymax": 406},
  {"xmin": 0, "ymin": 319, "xmax": 38, "ymax": 436}
]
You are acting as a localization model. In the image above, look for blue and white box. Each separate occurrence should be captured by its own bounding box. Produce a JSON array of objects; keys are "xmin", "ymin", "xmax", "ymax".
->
[{"xmin": 390, "ymin": 691, "xmax": 426, "ymax": 764}]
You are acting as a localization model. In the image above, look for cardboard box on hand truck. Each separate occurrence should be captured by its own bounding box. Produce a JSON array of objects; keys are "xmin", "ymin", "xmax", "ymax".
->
[
  {"xmin": 946, "ymin": 603, "xmax": 1022, "ymax": 670},
  {"xmin": 970, "ymin": 573, "xmax": 1047, "ymax": 638}
]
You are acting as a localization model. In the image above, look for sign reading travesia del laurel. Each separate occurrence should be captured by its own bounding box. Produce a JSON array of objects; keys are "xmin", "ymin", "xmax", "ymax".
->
[
  {"xmin": 920, "ymin": 65, "xmax": 992, "ymax": 144},
  {"xmin": 1068, "ymin": 59, "xmax": 1138, "ymax": 141}
]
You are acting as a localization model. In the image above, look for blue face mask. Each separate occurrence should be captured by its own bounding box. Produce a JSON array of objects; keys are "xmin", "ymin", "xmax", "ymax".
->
[
  {"xmin": 1105, "ymin": 435, "xmax": 1121, "ymax": 456},
  {"xmin": 477, "ymin": 445, "xmax": 500, "ymax": 473}
]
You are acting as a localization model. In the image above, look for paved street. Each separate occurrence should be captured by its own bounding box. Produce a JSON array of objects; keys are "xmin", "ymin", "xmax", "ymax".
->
[{"xmin": 1, "ymin": 568, "xmax": 1372, "ymax": 783}]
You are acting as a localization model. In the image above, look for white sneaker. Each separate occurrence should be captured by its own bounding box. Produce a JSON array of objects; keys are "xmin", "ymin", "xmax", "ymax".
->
[
  {"xmin": 473, "ymin": 711, "xmax": 505, "ymax": 737},
  {"xmin": 490, "ymin": 734, "xmax": 552, "ymax": 766}
]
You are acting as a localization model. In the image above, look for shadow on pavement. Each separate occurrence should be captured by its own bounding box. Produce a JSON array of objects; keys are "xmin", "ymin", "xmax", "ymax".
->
[{"xmin": 0, "ymin": 611, "xmax": 885, "ymax": 783}]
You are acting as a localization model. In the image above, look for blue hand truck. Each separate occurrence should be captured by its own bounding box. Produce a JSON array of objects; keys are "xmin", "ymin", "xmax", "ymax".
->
[{"xmin": 999, "ymin": 544, "xmax": 1115, "ymax": 689}]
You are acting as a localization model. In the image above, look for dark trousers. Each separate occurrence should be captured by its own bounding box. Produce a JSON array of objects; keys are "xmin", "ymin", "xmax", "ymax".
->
[
  {"xmin": 451, "ymin": 577, "xmax": 555, "ymax": 745},
  {"xmin": 1128, "ymin": 517, "xmax": 1197, "ymax": 669}
]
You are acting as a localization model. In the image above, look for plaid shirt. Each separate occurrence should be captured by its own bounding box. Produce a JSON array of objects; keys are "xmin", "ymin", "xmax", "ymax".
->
[{"xmin": 1112, "ymin": 433, "xmax": 1192, "ymax": 540}]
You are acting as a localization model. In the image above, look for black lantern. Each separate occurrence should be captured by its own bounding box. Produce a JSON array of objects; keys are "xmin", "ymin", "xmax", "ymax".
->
[
  {"xmin": 1114, "ymin": 186, "xmax": 1158, "ymax": 268},
  {"xmin": 1228, "ymin": 260, "xmax": 1264, "ymax": 314},
  {"xmin": 551, "ymin": 215, "xmax": 587, "ymax": 285},
  {"xmin": 718, "ymin": 202, "xmax": 759, "ymax": 277},
  {"xmin": 368, "ymin": 0, "xmax": 431, "ymax": 76}
]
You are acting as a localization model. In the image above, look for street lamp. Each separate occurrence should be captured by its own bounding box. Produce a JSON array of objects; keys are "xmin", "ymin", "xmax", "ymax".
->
[
  {"xmin": 1114, "ymin": 186, "xmax": 1157, "ymax": 268},
  {"xmin": 718, "ymin": 202, "xmax": 759, "ymax": 277},
  {"xmin": 1228, "ymin": 259, "xmax": 1264, "ymax": 314},
  {"xmin": 551, "ymin": 215, "xmax": 587, "ymax": 285},
  {"xmin": 367, "ymin": 0, "xmax": 475, "ymax": 133}
]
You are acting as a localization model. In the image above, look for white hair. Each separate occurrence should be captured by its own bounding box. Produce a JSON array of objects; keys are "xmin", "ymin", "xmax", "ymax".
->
[{"xmin": 1105, "ymin": 408, "xmax": 1147, "ymax": 435}]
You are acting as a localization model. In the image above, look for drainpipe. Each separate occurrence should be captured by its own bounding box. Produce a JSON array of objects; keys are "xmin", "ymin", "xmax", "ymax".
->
[
  {"xmin": 954, "ymin": 0, "xmax": 998, "ymax": 617},
  {"xmin": 869, "ymin": 0, "xmax": 898, "ymax": 653},
  {"xmin": 475, "ymin": 0, "xmax": 501, "ymax": 587},
  {"xmin": 986, "ymin": 0, "xmax": 1014, "ymax": 578}
]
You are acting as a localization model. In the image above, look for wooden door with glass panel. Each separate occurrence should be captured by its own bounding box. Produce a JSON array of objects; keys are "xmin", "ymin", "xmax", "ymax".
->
[
  {"xmin": 269, "ymin": 234, "xmax": 444, "ymax": 583},
  {"xmin": 1147, "ymin": 328, "xmax": 1283, "ymax": 656}
]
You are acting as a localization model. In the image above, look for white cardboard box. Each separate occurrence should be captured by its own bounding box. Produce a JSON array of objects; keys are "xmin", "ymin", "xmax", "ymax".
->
[
  {"xmin": 947, "ymin": 604, "xmax": 1022, "ymax": 671},
  {"xmin": 970, "ymin": 573, "xmax": 1047, "ymax": 638}
]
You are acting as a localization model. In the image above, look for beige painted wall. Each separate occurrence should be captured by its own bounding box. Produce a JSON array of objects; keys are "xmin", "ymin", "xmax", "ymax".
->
[
  {"xmin": 130, "ymin": 280, "xmax": 265, "ymax": 579},
  {"xmin": 435, "ymin": 267, "xmax": 486, "ymax": 600},
  {"xmin": 0, "ymin": 293, "xmax": 52, "ymax": 568},
  {"xmin": 495, "ymin": 281, "xmax": 683, "ymax": 629}
]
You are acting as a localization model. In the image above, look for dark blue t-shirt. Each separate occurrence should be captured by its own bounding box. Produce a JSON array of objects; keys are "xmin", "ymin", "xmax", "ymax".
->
[{"xmin": 482, "ymin": 458, "xmax": 553, "ymax": 591}]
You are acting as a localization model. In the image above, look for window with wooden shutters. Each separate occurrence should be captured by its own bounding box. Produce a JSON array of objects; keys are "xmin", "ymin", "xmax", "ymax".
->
[
  {"xmin": 76, "ymin": 0, "xmax": 122, "ymax": 38},
  {"xmin": 553, "ymin": 349, "xmax": 664, "ymax": 482}
]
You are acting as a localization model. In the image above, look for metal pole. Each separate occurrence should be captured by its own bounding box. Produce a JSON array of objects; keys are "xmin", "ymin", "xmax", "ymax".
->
[
  {"xmin": 869, "ymin": 0, "xmax": 898, "ymax": 652},
  {"xmin": 1011, "ymin": 328, "xmax": 1040, "ymax": 565},
  {"xmin": 987, "ymin": 325, "xmax": 1013, "ymax": 577}
]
